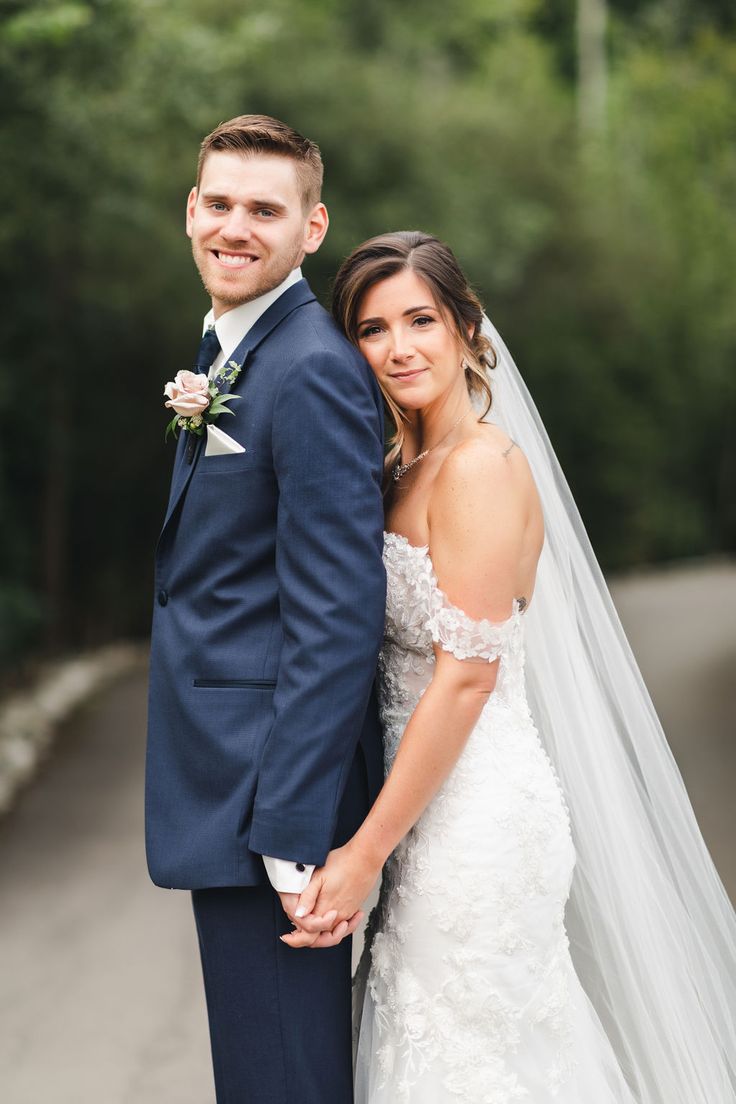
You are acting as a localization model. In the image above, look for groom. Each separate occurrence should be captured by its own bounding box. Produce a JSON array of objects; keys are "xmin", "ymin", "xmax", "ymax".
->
[{"xmin": 145, "ymin": 115, "xmax": 386, "ymax": 1102}]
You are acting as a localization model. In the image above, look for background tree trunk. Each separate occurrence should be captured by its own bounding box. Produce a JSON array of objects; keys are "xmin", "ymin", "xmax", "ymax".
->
[{"xmin": 577, "ymin": 0, "xmax": 608, "ymax": 137}]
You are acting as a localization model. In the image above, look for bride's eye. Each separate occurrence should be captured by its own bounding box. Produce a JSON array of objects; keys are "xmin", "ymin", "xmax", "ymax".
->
[
  {"xmin": 412, "ymin": 315, "xmax": 434, "ymax": 327},
  {"xmin": 359, "ymin": 325, "xmax": 382, "ymax": 339}
]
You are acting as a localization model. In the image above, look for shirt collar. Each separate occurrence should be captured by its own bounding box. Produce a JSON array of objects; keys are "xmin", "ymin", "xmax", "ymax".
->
[{"xmin": 202, "ymin": 267, "xmax": 303, "ymax": 358}]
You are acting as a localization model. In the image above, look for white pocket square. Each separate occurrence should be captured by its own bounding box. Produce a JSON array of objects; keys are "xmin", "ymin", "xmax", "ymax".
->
[{"xmin": 205, "ymin": 425, "xmax": 246, "ymax": 456}]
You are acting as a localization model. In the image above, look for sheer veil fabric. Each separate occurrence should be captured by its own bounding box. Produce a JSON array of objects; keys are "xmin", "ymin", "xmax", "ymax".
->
[{"xmin": 479, "ymin": 316, "xmax": 736, "ymax": 1101}]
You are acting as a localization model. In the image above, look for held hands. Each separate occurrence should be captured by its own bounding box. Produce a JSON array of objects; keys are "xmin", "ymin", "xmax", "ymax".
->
[
  {"xmin": 277, "ymin": 889, "xmax": 364, "ymax": 949},
  {"xmin": 279, "ymin": 840, "xmax": 381, "ymax": 949}
]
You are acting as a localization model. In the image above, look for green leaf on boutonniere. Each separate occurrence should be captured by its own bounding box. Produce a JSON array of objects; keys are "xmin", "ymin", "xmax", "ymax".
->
[
  {"xmin": 164, "ymin": 413, "xmax": 181, "ymax": 441},
  {"xmin": 208, "ymin": 394, "xmax": 241, "ymax": 416}
]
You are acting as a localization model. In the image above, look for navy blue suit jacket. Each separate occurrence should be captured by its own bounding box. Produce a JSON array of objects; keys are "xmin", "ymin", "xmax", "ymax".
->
[{"xmin": 145, "ymin": 279, "xmax": 386, "ymax": 889}]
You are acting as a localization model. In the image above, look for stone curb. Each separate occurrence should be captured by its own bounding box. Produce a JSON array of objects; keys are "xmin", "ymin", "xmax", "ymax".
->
[{"xmin": 0, "ymin": 643, "xmax": 148, "ymax": 814}]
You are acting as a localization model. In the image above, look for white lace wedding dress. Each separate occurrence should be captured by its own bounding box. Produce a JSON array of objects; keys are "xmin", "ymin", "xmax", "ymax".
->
[{"xmin": 353, "ymin": 532, "xmax": 637, "ymax": 1103}]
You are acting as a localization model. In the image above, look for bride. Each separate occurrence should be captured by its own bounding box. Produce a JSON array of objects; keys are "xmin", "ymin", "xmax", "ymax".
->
[{"xmin": 284, "ymin": 231, "xmax": 736, "ymax": 1102}]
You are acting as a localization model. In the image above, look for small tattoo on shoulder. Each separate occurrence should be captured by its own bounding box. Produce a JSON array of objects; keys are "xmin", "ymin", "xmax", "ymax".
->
[{"xmin": 502, "ymin": 440, "xmax": 517, "ymax": 459}]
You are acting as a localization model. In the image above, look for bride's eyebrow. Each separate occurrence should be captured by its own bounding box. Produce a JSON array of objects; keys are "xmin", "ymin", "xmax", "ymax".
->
[{"xmin": 358, "ymin": 305, "xmax": 437, "ymax": 327}]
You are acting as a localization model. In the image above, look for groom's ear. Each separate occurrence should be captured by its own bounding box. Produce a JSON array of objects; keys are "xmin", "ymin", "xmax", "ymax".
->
[
  {"xmin": 302, "ymin": 202, "xmax": 329, "ymax": 256},
  {"xmin": 185, "ymin": 187, "xmax": 198, "ymax": 238}
]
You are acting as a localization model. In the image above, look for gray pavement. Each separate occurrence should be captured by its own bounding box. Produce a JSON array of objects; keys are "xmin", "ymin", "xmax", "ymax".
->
[
  {"xmin": 0, "ymin": 669, "xmax": 213, "ymax": 1104},
  {"xmin": 0, "ymin": 561, "xmax": 734, "ymax": 1104},
  {"xmin": 610, "ymin": 560, "xmax": 736, "ymax": 894}
]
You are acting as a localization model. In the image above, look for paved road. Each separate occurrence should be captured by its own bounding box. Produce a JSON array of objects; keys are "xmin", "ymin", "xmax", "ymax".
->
[
  {"xmin": 611, "ymin": 561, "xmax": 736, "ymax": 894},
  {"xmin": 0, "ymin": 669, "xmax": 214, "ymax": 1104},
  {"xmin": 1, "ymin": 563, "xmax": 734, "ymax": 1103}
]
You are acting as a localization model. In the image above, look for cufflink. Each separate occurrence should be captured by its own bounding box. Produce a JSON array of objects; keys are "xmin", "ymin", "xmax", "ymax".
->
[{"xmin": 296, "ymin": 863, "xmax": 306, "ymax": 872}]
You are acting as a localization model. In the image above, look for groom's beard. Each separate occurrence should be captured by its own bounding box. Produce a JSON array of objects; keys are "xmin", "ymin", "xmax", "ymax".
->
[{"xmin": 192, "ymin": 233, "xmax": 304, "ymax": 310}]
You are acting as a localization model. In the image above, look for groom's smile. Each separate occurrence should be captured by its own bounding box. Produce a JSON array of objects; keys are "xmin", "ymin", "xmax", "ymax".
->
[
  {"xmin": 213, "ymin": 250, "xmax": 260, "ymax": 268},
  {"xmin": 186, "ymin": 150, "xmax": 328, "ymax": 318}
]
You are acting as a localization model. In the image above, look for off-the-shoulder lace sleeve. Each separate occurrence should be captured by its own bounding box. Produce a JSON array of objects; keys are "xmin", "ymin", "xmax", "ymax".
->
[{"xmin": 426, "ymin": 578, "xmax": 524, "ymax": 663}]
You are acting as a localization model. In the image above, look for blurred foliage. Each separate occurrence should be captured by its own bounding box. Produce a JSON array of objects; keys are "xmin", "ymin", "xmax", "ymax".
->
[{"xmin": 0, "ymin": 0, "xmax": 734, "ymax": 666}]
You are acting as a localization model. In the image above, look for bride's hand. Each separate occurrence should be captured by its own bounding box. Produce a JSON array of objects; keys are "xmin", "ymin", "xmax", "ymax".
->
[{"xmin": 279, "ymin": 841, "xmax": 380, "ymax": 947}]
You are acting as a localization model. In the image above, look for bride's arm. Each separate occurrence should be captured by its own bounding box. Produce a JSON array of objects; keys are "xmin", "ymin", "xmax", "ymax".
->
[
  {"xmin": 281, "ymin": 650, "xmax": 497, "ymax": 946},
  {"xmin": 283, "ymin": 440, "xmax": 534, "ymax": 942}
]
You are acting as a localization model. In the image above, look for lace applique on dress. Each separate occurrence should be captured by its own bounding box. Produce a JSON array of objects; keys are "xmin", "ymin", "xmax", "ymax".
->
[
  {"xmin": 354, "ymin": 532, "xmax": 579, "ymax": 1103},
  {"xmin": 426, "ymin": 580, "xmax": 524, "ymax": 663}
]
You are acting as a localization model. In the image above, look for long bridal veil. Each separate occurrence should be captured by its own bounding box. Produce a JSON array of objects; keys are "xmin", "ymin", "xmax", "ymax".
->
[{"xmin": 482, "ymin": 316, "xmax": 736, "ymax": 1102}]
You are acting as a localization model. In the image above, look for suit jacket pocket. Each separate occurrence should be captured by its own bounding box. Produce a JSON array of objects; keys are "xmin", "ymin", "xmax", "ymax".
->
[
  {"xmin": 195, "ymin": 452, "xmax": 269, "ymax": 475},
  {"xmin": 193, "ymin": 679, "xmax": 277, "ymax": 689},
  {"xmin": 184, "ymin": 684, "xmax": 276, "ymax": 782}
]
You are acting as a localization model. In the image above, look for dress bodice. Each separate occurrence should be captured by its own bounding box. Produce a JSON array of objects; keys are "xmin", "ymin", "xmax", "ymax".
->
[{"xmin": 378, "ymin": 531, "xmax": 528, "ymax": 760}]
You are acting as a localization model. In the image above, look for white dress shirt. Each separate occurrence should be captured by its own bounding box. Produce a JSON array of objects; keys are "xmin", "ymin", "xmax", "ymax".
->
[
  {"xmin": 203, "ymin": 268, "xmax": 314, "ymax": 896},
  {"xmin": 203, "ymin": 267, "xmax": 303, "ymax": 376}
]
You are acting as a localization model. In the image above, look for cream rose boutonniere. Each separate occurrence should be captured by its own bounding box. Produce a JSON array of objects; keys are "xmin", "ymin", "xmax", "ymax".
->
[{"xmin": 164, "ymin": 360, "xmax": 242, "ymax": 440}]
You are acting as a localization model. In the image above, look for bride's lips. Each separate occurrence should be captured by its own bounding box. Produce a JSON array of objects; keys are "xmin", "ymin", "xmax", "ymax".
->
[
  {"xmin": 389, "ymin": 367, "xmax": 428, "ymax": 382},
  {"xmin": 211, "ymin": 249, "xmax": 260, "ymax": 269}
]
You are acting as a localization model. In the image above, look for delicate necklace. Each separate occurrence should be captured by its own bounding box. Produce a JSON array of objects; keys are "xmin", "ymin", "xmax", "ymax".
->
[{"xmin": 392, "ymin": 409, "xmax": 472, "ymax": 482}]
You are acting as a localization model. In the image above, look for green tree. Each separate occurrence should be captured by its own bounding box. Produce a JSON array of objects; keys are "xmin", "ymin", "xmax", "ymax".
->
[{"xmin": 0, "ymin": 0, "xmax": 733, "ymax": 670}]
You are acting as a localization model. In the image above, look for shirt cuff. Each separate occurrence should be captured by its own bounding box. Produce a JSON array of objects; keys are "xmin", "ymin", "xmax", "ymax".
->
[{"xmin": 262, "ymin": 855, "xmax": 315, "ymax": 894}]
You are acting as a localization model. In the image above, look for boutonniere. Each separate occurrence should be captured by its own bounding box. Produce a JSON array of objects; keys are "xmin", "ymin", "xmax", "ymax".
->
[{"xmin": 163, "ymin": 361, "xmax": 242, "ymax": 440}]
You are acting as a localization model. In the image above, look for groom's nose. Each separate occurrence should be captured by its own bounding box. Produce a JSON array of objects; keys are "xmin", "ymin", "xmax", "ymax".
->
[{"xmin": 220, "ymin": 207, "xmax": 253, "ymax": 243}]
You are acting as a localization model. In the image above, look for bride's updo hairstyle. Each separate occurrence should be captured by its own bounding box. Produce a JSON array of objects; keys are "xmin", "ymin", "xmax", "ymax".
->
[{"xmin": 332, "ymin": 231, "xmax": 496, "ymax": 475}]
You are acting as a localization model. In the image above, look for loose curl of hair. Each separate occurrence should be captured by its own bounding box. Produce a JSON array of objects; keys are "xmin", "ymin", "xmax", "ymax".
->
[{"xmin": 331, "ymin": 231, "xmax": 496, "ymax": 477}]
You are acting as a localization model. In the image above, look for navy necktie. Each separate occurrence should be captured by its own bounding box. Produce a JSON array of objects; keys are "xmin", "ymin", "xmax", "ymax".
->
[
  {"xmin": 186, "ymin": 327, "xmax": 221, "ymax": 463},
  {"xmin": 195, "ymin": 326, "xmax": 221, "ymax": 374}
]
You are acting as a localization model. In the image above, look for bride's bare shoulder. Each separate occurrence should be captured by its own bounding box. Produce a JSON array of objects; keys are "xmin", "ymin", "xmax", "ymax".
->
[
  {"xmin": 427, "ymin": 424, "xmax": 541, "ymax": 597},
  {"xmin": 428, "ymin": 422, "xmax": 539, "ymax": 538},
  {"xmin": 437, "ymin": 423, "xmax": 530, "ymax": 489}
]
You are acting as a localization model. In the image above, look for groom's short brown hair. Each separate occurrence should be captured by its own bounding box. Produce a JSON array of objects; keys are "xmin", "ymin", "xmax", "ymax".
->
[{"xmin": 197, "ymin": 114, "xmax": 324, "ymax": 211}]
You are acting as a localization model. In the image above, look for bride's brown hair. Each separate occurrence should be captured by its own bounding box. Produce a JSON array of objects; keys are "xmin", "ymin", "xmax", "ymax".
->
[{"xmin": 331, "ymin": 231, "xmax": 496, "ymax": 476}]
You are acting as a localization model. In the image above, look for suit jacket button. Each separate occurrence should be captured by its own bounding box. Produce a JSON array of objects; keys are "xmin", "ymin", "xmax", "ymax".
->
[
  {"xmin": 157, "ymin": 589, "xmax": 169, "ymax": 607},
  {"xmin": 296, "ymin": 863, "xmax": 306, "ymax": 872}
]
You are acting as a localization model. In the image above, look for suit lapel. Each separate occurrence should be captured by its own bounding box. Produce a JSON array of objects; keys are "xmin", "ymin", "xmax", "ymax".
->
[
  {"xmin": 158, "ymin": 279, "xmax": 317, "ymax": 540},
  {"xmin": 214, "ymin": 279, "xmax": 317, "ymax": 395}
]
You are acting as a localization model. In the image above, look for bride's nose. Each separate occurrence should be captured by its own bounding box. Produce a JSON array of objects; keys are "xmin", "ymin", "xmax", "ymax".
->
[{"xmin": 388, "ymin": 338, "xmax": 415, "ymax": 364}]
